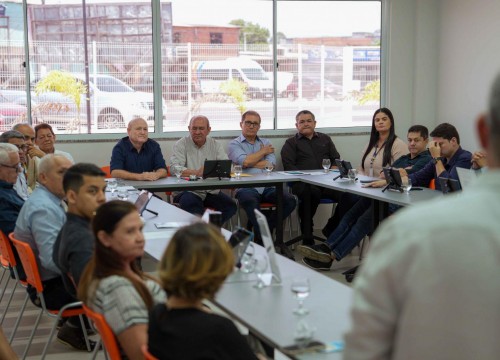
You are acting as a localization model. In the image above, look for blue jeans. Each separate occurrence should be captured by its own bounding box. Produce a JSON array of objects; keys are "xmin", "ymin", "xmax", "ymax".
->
[
  {"xmin": 174, "ymin": 191, "xmax": 237, "ymax": 224},
  {"xmin": 236, "ymin": 187, "xmax": 296, "ymax": 239},
  {"xmin": 326, "ymin": 197, "xmax": 372, "ymax": 260}
]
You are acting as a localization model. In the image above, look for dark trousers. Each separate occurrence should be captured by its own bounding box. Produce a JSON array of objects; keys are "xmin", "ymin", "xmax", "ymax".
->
[
  {"xmin": 174, "ymin": 191, "xmax": 237, "ymax": 224},
  {"xmin": 291, "ymin": 183, "xmax": 341, "ymax": 241},
  {"xmin": 236, "ymin": 187, "xmax": 296, "ymax": 240},
  {"xmin": 322, "ymin": 192, "xmax": 362, "ymax": 237}
]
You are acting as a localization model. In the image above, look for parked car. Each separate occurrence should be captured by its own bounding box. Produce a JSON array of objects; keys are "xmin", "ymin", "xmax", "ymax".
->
[
  {"xmin": 0, "ymin": 94, "xmax": 29, "ymax": 131},
  {"xmin": 283, "ymin": 77, "xmax": 343, "ymax": 100},
  {"xmin": 133, "ymin": 73, "xmax": 200, "ymax": 104}
]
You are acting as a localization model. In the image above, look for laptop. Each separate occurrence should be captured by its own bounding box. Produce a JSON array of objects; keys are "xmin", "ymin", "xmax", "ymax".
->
[
  {"xmin": 254, "ymin": 209, "xmax": 282, "ymax": 285},
  {"xmin": 134, "ymin": 190, "xmax": 154, "ymax": 216},
  {"xmin": 202, "ymin": 159, "xmax": 232, "ymax": 179},
  {"xmin": 228, "ymin": 227, "xmax": 253, "ymax": 268},
  {"xmin": 456, "ymin": 167, "xmax": 477, "ymax": 190}
]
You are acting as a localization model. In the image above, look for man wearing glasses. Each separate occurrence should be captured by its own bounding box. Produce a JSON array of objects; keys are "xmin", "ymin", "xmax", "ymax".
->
[
  {"xmin": 228, "ymin": 110, "xmax": 296, "ymax": 245},
  {"xmin": 0, "ymin": 143, "xmax": 24, "ymax": 237},
  {"xmin": 13, "ymin": 123, "xmax": 42, "ymax": 191},
  {"xmin": 0, "ymin": 130, "xmax": 29, "ymax": 199}
]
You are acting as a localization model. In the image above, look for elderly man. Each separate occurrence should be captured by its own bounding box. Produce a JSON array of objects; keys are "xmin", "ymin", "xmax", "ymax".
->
[
  {"xmin": 171, "ymin": 115, "xmax": 236, "ymax": 224},
  {"xmin": 34, "ymin": 123, "xmax": 74, "ymax": 162},
  {"xmin": 13, "ymin": 123, "xmax": 40, "ymax": 191},
  {"xmin": 53, "ymin": 163, "xmax": 106, "ymax": 297},
  {"xmin": 0, "ymin": 143, "xmax": 24, "ymax": 237},
  {"xmin": 281, "ymin": 109, "xmax": 341, "ymax": 244},
  {"xmin": 14, "ymin": 154, "xmax": 94, "ymax": 351},
  {"xmin": 228, "ymin": 110, "xmax": 296, "ymax": 244},
  {"xmin": 110, "ymin": 117, "xmax": 167, "ymax": 180},
  {"xmin": 343, "ymin": 74, "xmax": 500, "ymax": 360},
  {"xmin": 0, "ymin": 130, "xmax": 29, "ymax": 199}
]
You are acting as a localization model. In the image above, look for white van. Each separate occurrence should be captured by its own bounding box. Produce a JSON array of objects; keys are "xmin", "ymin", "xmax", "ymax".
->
[{"xmin": 195, "ymin": 57, "xmax": 273, "ymax": 100}]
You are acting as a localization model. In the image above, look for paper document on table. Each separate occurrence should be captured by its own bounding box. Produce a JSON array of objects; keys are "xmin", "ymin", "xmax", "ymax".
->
[
  {"xmin": 278, "ymin": 171, "xmax": 311, "ymax": 175},
  {"xmin": 155, "ymin": 222, "xmax": 189, "ymax": 229}
]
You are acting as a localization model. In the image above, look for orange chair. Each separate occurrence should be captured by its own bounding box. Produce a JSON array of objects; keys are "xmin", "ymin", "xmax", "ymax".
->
[
  {"xmin": 0, "ymin": 231, "xmax": 30, "ymax": 344},
  {"xmin": 101, "ymin": 165, "xmax": 112, "ymax": 179},
  {"xmin": 82, "ymin": 304, "xmax": 122, "ymax": 360},
  {"xmin": 429, "ymin": 178, "xmax": 436, "ymax": 189},
  {"xmin": 141, "ymin": 344, "xmax": 159, "ymax": 360},
  {"xmin": 8, "ymin": 233, "xmax": 90, "ymax": 359}
]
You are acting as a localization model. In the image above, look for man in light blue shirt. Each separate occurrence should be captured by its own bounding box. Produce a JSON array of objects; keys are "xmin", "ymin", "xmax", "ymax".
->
[
  {"xmin": 14, "ymin": 154, "xmax": 96, "ymax": 351},
  {"xmin": 228, "ymin": 110, "xmax": 296, "ymax": 244}
]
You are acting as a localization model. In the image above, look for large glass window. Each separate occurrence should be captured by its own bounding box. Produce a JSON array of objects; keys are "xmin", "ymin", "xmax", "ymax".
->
[{"xmin": 0, "ymin": 0, "xmax": 381, "ymax": 135}]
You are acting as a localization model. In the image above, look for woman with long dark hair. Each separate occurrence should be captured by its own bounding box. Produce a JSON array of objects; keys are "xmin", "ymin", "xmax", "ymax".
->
[
  {"xmin": 360, "ymin": 107, "xmax": 407, "ymax": 177},
  {"xmin": 78, "ymin": 200, "xmax": 165, "ymax": 359}
]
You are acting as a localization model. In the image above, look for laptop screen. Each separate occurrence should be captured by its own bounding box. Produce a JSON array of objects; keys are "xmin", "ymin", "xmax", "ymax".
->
[{"xmin": 134, "ymin": 190, "xmax": 153, "ymax": 216}]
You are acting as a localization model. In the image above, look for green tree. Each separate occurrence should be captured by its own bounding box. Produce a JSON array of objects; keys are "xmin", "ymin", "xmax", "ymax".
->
[{"xmin": 229, "ymin": 19, "xmax": 270, "ymax": 44}]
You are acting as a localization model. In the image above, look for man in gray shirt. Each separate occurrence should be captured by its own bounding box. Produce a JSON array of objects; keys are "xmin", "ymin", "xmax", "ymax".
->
[{"xmin": 170, "ymin": 115, "xmax": 236, "ymax": 224}]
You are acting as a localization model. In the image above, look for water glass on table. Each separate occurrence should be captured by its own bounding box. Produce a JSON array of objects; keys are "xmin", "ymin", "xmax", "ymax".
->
[
  {"xmin": 322, "ymin": 159, "xmax": 331, "ymax": 173},
  {"xmin": 233, "ymin": 164, "xmax": 242, "ymax": 180},
  {"xmin": 253, "ymin": 254, "xmax": 268, "ymax": 289},
  {"xmin": 348, "ymin": 169, "xmax": 358, "ymax": 182},
  {"xmin": 264, "ymin": 161, "xmax": 274, "ymax": 175},
  {"xmin": 402, "ymin": 177, "xmax": 412, "ymax": 194},
  {"xmin": 107, "ymin": 179, "xmax": 118, "ymax": 197},
  {"xmin": 291, "ymin": 277, "xmax": 310, "ymax": 315}
]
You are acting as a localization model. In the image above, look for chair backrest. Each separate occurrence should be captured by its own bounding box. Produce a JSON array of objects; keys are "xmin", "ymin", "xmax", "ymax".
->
[
  {"xmin": 82, "ymin": 304, "xmax": 122, "ymax": 360},
  {"xmin": 101, "ymin": 165, "xmax": 112, "ymax": 179},
  {"xmin": 0, "ymin": 231, "xmax": 17, "ymax": 267},
  {"xmin": 9, "ymin": 233, "xmax": 44, "ymax": 293},
  {"xmin": 429, "ymin": 178, "xmax": 436, "ymax": 190},
  {"xmin": 141, "ymin": 344, "xmax": 159, "ymax": 360}
]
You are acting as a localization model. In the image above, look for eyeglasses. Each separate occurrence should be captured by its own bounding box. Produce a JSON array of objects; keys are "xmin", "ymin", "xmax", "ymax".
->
[
  {"xmin": 0, "ymin": 163, "xmax": 23, "ymax": 172},
  {"xmin": 13, "ymin": 144, "xmax": 28, "ymax": 151},
  {"xmin": 243, "ymin": 121, "xmax": 260, "ymax": 128}
]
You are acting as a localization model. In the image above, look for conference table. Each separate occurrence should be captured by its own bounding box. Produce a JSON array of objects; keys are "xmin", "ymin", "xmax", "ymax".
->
[{"xmin": 137, "ymin": 195, "xmax": 353, "ymax": 360}]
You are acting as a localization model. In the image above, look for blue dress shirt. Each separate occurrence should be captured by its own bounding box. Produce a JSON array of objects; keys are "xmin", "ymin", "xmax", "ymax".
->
[{"xmin": 0, "ymin": 180, "xmax": 25, "ymax": 235}]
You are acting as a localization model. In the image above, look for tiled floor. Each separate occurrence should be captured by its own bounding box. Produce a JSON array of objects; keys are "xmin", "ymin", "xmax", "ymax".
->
[{"xmin": 1, "ymin": 230, "xmax": 365, "ymax": 359}]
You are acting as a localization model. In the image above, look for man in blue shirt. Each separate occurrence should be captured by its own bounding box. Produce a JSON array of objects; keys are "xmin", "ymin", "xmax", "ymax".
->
[
  {"xmin": 110, "ymin": 117, "xmax": 167, "ymax": 180},
  {"xmin": 0, "ymin": 143, "xmax": 24, "ymax": 237},
  {"xmin": 228, "ymin": 110, "xmax": 296, "ymax": 244},
  {"xmin": 14, "ymin": 154, "xmax": 96, "ymax": 351}
]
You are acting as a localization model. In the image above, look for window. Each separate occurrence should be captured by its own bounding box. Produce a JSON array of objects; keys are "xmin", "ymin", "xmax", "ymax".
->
[
  {"xmin": 210, "ymin": 32, "xmax": 223, "ymax": 44},
  {"xmin": 0, "ymin": 0, "xmax": 381, "ymax": 136}
]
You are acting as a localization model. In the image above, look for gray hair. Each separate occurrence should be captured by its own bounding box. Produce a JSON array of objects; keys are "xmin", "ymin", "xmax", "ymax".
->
[
  {"xmin": 38, "ymin": 154, "xmax": 69, "ymax": 175},
  {"xmin": 12, "ymin": 123, "xmax": 33, "ymax": 131},
  {"xmin": 0, "ymin": 143, "xmax": 18, "ymax": 163},
  {"xmin": 0, "ymin": 130, "xmax": 25, "ymax": 143},
  {"xmin": 189, "ymin": 115, "xmax": 210, "ymax": 128}
]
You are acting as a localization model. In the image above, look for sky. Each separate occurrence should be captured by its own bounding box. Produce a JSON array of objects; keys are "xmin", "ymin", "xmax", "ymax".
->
[{"xmin": 27, "ymin": 0, "xmax": 381, "ymax": 38}]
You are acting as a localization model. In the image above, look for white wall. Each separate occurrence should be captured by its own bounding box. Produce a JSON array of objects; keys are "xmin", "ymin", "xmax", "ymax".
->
[{"xmin": 437, "ymin": 0, "xmax": 500, "ymax": 151}]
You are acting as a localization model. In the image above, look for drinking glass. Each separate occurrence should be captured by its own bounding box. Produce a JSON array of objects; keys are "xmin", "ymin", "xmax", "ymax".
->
[
  {"xmin": 253, "ymin": 254, "xmax": 268, "ymax": 289},
  {"xmin": 348, "ymin": 169, "xmax": 358, "ymax": 182},
  {"xmin": 233, "ymin": 164, "xmax": 242, "ymax": 180},
  {"xmin": 294, "ymin": 319, "xmax": 315, "ymax": 349},
  {"xmin": 291, "ymin": 277, "xmax": 310, "ymax": 315},
  {"xmin": 239, "ymin": 243, "xmax": 255, "ymax": 273},
  {"xmin": 264, "ymin": 161, "xmax": 274, "ymax": 175},
  {"xmin": 402, "ymin": 177, "xmax": 412, "ymax": 194},
  {"xmin": 107, "ymin": 179, "xmax": 118, "ymax": 197},
  {"xmin": 322, "ymin": 159, "xmax": 331, "ymax": 173},
  {"xmin": 172, "ymin": 165, "xmax": 183, "ymax": 181},
  {"xmin": 117, "ymin": 189, "xmax": 128, "ymax": 201}
]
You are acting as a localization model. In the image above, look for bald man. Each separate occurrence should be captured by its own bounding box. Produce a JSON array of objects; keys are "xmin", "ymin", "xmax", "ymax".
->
[{"xmin": 110, "ymin": 117, "xmax": 167, "ymax": 180}]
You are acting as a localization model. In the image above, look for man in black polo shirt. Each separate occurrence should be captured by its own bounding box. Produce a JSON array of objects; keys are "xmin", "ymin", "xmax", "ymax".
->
[{"xmin": 281, "ymin": 110, "xmax": 341, "ymax": 244}]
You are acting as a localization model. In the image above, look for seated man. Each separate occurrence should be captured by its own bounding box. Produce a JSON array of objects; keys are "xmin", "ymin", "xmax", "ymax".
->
[
  {"xmin": 228, "ymin": 110, "xmax": 296, "ymax": 244},
  {"xmin": 0, "ymin": 143, "xmax": 24, "ymax": 237},
  {"xmin": 53, "ymin": 163, "xmax": 107, "ymax": 297},
  {"xmin": 14, "ymin": 154, "xmax": 94, "ymax": 351},
  {"xmin": 34, "ymin": 123, "xmax": 74, "ymax": 162},
  {"xmin": 13, "ymin": 123, "xmax": 40, "ymax": 191},
  {"xmin": 299, "ymin": 125, "xmax": 432, "ymax": 270},
  {"xmin": 171, "ymin": 115, "xmax": 236, "ymax": 224},
  {"xmin": 0, "ymin": 130, "xmax": 29, "ymax": 199},
  {"xmin": 368, "ymin": 123, "xmax": 472, "ymax": 190},
  {"xmin": 110, "ymin": 117, "xmax": 167, "ymax": 180},
  {"xmin": 281, "ymin": 110, "xmax": 341, "ymax": 244}
]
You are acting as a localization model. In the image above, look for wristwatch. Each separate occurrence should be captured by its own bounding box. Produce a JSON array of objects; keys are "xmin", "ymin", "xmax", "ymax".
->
[{"xmin": 433, "ymin": 157, "xmax": 444, "ymax": 164}]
